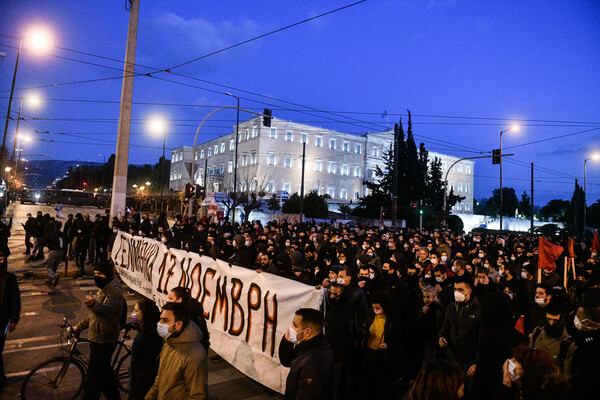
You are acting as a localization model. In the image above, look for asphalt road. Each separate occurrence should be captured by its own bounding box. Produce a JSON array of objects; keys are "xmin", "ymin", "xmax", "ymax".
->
[{"xmin": 2, "ymin": 203, "xmax": 281, "ymax": 399}]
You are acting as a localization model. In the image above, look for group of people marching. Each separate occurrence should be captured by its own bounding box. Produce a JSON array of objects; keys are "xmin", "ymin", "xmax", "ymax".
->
[{"xmin": 10, "ymin": 208, "xmax": 600, "ymax": 399}]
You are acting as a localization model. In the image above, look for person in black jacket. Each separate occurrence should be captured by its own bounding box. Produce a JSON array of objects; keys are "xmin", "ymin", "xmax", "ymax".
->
[
  {"xmin": 38, "ymin": 221, "xmax": 68, "ymax": 286},
  {"xmin": 0, "ymin": 252, "xmax": 20, "ymax": 387},
  {"xmin": 22, "ymin": 212, "xmax": 35, "ymax": 255},
  {"xmin": 128, "ymin": 299, "xmax": 162, "ymax": 400},
  {"xmin": 279, "ymin": 308, "xmax": 333, "ymax": 400},
  {"xmin": 324, "ymin": 283, "xmax": 352, "ymax": 400}
]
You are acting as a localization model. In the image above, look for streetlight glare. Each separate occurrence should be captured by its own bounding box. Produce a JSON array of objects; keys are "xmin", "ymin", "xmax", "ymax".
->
[
  {"xmin": 592, "ymin": 153, "xmax": 600, "ymax": 160},
  {"xmin": 27, "ymin": 95, "xmax": 41, "ymax": 106},
  {"xmin": 511, "ymin": 125, "xmax": 519, "ymax": 132},
  {"xmin": 27, "ymin": 27, "xmax": 53, "ymax": 53},
  {"xmin": 149, "ymin": 117, "xmax": 166, "ymax": 135}
]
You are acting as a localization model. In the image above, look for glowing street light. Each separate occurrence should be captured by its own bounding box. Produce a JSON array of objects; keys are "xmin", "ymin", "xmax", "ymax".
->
[
  {"xmin": 2, "ymin": 27, "xmax": 53, "ymax": 153},
  {"xmin": 584, "ymin": 153, "xmax": 600, "ymax": 229},
  {"xmin": 499, "ymin": 125, "xmax": 519, "ymax": 232},
  {"xmin": 148, "ymin": 116, "xmax": 167, "ymax": 212},
  {"xmin": 12, "ymin": 95, "xmax": 41, "ymax": 162}
]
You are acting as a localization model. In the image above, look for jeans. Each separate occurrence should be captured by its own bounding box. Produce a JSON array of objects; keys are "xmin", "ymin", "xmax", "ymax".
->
[{"xmin": 46, "ymin": 250, "xmax": 63, "ymax": 279}]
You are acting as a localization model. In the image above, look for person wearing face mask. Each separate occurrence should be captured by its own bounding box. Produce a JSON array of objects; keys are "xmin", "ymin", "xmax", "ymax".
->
[
  {"xmin": 525, "ymin": 284, "xmax": 553, "ymax": 335},
  {"xmin": 439, "ymin": 277, "xmax": 481, "ymax": 394},
  {"xmin": 74, "ymin": 218, "xmax": 90, "ymax": 279},
  {"xmin": 361, "ymin": 293, "xmax": 398, "ymax": 400},
  {"xmin": 0, "ymin": 252, "xmax": 20, "ymax": 388},
  {"xmin": 528, "ymin": 305, "xmax": 574, "ymax": 379},
  {"xmin": 146, "ymin": 302, "xmax": 208, "ymax": 400},
  {"xmin": 570, "ymin": 287, "xmax": 600, "ymax": 400},
  {"xmin": 279, "ymin": 308, "xmax": 333, "ymax": 400},
  {"xmin": 128, "ymin": 299, "xmax": 163, "ymax": 400},
  {"xmin": 73, "ymin": 262, "xmax": 125, "ymax": 400},
  {"xmin": 324, "ymin": 283, "xmax": 352, "ymax": 400},
  {"xmin": 434, "ymin": 265, "xmax": 456, "ymax": 308},
  {"xmin": 416, "ymin": 286, "xmax": 443, "ymax": 364}
]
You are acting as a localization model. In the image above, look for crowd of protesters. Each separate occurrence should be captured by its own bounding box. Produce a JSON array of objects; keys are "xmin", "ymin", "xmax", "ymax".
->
[{"xmin": 18, "ymin": 208, "xmax": 600, "ymax": 399}]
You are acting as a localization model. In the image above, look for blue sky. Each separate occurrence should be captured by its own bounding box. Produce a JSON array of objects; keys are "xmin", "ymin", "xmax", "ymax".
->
[{"xmin": 1, "ymin": 0, "xmax": 599, "ymax": 206}]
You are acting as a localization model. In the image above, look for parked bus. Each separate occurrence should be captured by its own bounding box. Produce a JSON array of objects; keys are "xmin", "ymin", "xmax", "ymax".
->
[
  {"xmin": 20, "ymin": 188, "xmax": 40, "ymax": 205},
  {"xmin": 40, "ymin": 189, "xmax": 95, "ymax": 207}
]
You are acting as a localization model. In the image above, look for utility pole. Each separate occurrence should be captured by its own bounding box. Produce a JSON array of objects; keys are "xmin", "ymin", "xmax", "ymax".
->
[
  {"xmin": 530, "ymin": 163, "xmax": 534, "ymax": 234},
  {"xmin": 419, "ymin": 199, "xmax": 423, "ymax": 231},
  {"xmin": 2, "ymin": 38, "xmax": 21, "ymax": 153},
  {"xmin": 392, "ymin": 122, "xmax": 399, "ymax": 232},
  {"xmin": 110, "ymin": 0, "xmax": 139, "ymax": 219},
  {"xmin": 573, "ymin": 179, "xmax": 578, "ymax": 233},
  {"xmin": 299, "ymin": 142, "xmax": 306, "ymax": 221}
]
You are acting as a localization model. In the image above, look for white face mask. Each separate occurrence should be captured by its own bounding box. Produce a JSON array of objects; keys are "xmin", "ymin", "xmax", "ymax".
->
[
  {"xmin": 161, "ymin": 237, "xmax": 167, "ymax": 243},
  {"xmin": 498, "ymin": 270, "xmax": 505, "ymax": 277},
  {"xmin": 435, "ymin": 276, "xmax": 444, "ymax": 283},
  {"xmin": 534, "ymin": 297, "xmax": 546, "ymax": 306},
  {"xmin": 573, "ymin": 315, "xmax": 584, "ymax": 331},
  {"xmin": 454, "ymin": 290, "xmax": 466, "ymax": 302},
  {"xmin": 441, "ymin": 256, "xmax": 447, "ymax": 262},
  {"xmin": 451, "ymin": 265, "xmax": 458, "ymax": 273},
  {"xmin": 156, "ymin": 322, "xmax": 175, "ymax": 338},
  {"xmin": 369, "ymin": 273, "xmax": 375, "ymax": 280},
  {"xmin": 113, "ymin": 229, "xmax": 118, "ymax": 233},
  {"xmin": 506, "ymin": 293, "xmax": 514, "ymax": 300},
  {"xmin": 511, "ymin": 256, "xmax": 516, "ymax": 261},
  {"xmin": 431, "ymin": 259, "xmax": 438, "ymax": 265},
  {"xmin": 478, "ymin": 253, "xmax": 484, "ymax": 258},
  {"xmin": 521, "ymin": 271, "xmax": 528, "ymax": 279},
  {"xmin": 288, "ymin": 326, "xmax": 307, "ymax": 345},
  {"xmin": 245, "ymin": 240, "xmax": 251, "ymax": 247},
  {"xmin": 336, "ymin": 277, "xmax": 347, "ymax": 285}
]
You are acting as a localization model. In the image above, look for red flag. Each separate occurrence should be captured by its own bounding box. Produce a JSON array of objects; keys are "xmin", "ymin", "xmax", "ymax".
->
[
  {"xmin": 538, "ymin": 237, "xmax": 563, "ymax": 272},
  {"xmin": 568, "ymin": 239, "xmax": 575, "ymax": 259},
  {"xmin": 593, "ymin": 230, "xmax": 599, "ymax": 253}
]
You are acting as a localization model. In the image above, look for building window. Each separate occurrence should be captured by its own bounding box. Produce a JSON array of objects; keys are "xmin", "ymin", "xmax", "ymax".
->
[
  {"xmin": 200, "ymin": 149, "xmax": 204, "ymax": 159},
  {"xmin": 356, "ymin": 143, "xmax": 362, "ymax": 154},
  {"xmin": 283, "ymin": 182, "xmax": 291, "ymax": 193},
  {"xmin": 372, "ymin": 146, "xmax": 379, "ymax": 157},
  {"xmin": 286, "ymin": 130, "xmax": 293, "ymax": 142},
  {"xmin": 465, "ymin": 165, "xmax": 471, "ymax": 174},
  {"xmin": 229, "ymin": 139, "xmax": 234, "ymax": 151},
  {"xmin": 328, "ymin": 162, "xmax": 336, "ymax": 174},
  {"xmin": 220, "ymin": 142, "xmax": 225, "ymax": 153},
  {"xmin": 371, "ymin": 169, "xmax": 377, "ymax": 178},
  {"xmin": 228, "ymin": 161, "xmax": 233, "ymax": 173},
  {"xmin": 343, "ymin": 141, "xmax": 349, "ymax": 152},
  {"xmin": 170, "ymin": 172, "xmax": 173, "ymax": 181},
  {"xmin": 449, "ymin": 181, "xmax": 454, "ymax": 190},
  {"xmin": 354, "ymin": 166, "xmax": 361, "ymax": 177},
  {"xmin": 442, "ymin": 161, "xmax": 447, "ymax": 170},
  {"xmin": 244, "ymin": 129, "xmax": 249, "ymax": 140},
  {"xmin": 178, "ymin": 171, "xmax": 182, "ymax": 179},
  {"xmin": 341, "ymin": 189, "xmax": 348, "ymax": 200},
  {"xmin": 219, "ymin": 164, "xmax": 224, "ymax": 174},
  {"xmin": 458, "ymin": 164, "xmax": 463, "ymax": 173},
  {"xmin": 251, "ymin": 152, "xmax": 257, "ymax": 165},
  {"xmin": 242, "ymin": 154, "xmax": 248, "ymax": 167},
  {"xmin": 208, "ymin": 148, "xmax": 212, "ymax": 157},
  {"xmin": 267, "ymin": 181, "xmax": 274, "ymax": 192},
  {"xmin": 316, "ymin": 136, "xmax": 322, "ymax": 147},
  {"xmin": 330, "ymin": 138, "xmax": 336, "ymax": 150},
  {"xmin": 465, "ymin": 183, "xmax": 470, "ymax": 193},
  {"xmin": 268, "ymin": 152, "xmax": 275, "ymax": 166},
  {"xmin": 458, "ymin": 182, "xmax": 463, "ymax": 192},
  {"xmin": 327, "ymin": 187, "xmax": 335, "ymax": 198},
  {"xmin": 214, "ymin": 145, "xmax": 218, "ymax": 155},
  {"xmin": 284, "ymin": 155, "xmax": 292, "ymax": 168},
  {"xmin": 301, "ymin": 133, "xmax": 307, "ymax": 144},
  {"xmin": 252, "ymin": 125, "xmax": 258, "ymax": 138},
  {"xmin": 341, "ymin": 164, "xmax": 349, "ymax": 176},
  {"xmin": 270, "ymin": 128, "xmax": 277, "ymax": 139},
  {"xmin": 241, "ymin": 182, "xmax": 247, "ymax": 191},
  {"xmin": 212, "ymin": 165, "xmax": 217, "ymax": 174},
  {"xmin": 465, "ymin": 203, "xmax": 470, "ymax": 211},
  {"xmin": 354, "ymin": 191, "xmax": 360, "ymax": 200},
  {"xmin": 315, "ymin": 159, "xmax": 322, "ymax": 172}
]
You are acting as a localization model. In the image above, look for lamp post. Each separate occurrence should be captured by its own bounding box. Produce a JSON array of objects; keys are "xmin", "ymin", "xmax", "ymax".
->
[
  {"xmin": 149, "ymin": 118, "xmax": 167, "ymax": 212},
  {"xmin": 16, "ymin": 134, "xmax": 30, "ymax": 173},
  {"xmin": 2, "ymin": 29, "xmax": 52, "ymax": 154},
  {"xmin": 226, "ymin": 92, "xmax": 240, "ymax": 224},
  {"xmin": 584, "ymin": 154, "xmax": 600, "ymax": 231},
  {"xmin": 11, "ymin": 96, "xmax": 40, "ymax": 163},
  {"xmin": 499, "ymin": 125, "xmax": 518, "ymax": 232}
]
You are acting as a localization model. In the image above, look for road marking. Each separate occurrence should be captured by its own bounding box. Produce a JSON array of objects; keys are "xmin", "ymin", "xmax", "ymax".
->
[
  {"xmin": 5, "ymin": 335, "xmax": 56, "ymax": 346},
  {"xmin": 24, "ymin": 312, "xmax": 38, "ymax": 316},
  {"xmin": 4, "ymin": 343, "xmax": 65, "ymax": 354}
]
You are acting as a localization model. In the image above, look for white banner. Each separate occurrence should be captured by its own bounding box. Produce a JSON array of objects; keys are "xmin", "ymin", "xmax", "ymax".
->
[{"xmin": 111, "ymin": 232, "xmax": 323, "ymax": 393}]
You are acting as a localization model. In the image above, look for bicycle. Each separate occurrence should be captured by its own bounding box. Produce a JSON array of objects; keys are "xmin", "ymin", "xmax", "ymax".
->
[{"xmin": 20, "ymin": 318, "xmax": 133, "ymax": 400}]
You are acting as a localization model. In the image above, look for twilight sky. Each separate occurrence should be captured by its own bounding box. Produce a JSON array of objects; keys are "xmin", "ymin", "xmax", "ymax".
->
[{"xmin": 1, "ymin": 0, "xmax": 599, "ymax": 206}]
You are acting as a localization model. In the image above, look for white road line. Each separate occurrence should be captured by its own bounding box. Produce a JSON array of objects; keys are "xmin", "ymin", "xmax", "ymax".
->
[
  {"xmin": 5, "ymin": 335, "xmax": 57, "ymax": 346},
  {"xmin": 24, "ymin": 312, "xmax": 38, "ymax": 316}
]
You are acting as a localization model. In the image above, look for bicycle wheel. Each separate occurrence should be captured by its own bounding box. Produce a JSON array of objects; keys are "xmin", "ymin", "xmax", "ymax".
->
[
  {"xmin": 21, "ymin": 356, "xmax": 85, "ymax": 400},
  {"xmin": 115, "ymin": 350, "xmax": 131, "ymax": 394}
]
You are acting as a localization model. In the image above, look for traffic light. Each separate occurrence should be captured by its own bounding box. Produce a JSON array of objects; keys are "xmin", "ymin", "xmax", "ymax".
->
[
  {"xmin": 492, "ymin": 149, "xmax": 501, "ymax": 164},
  {"xmin": 262, "ymin": 108, "xmax": 272, "ymax": 127},
  {"xmin": 194, "ymin": 184, "xmax": 205, "ymax": 198},
  {"xmin": 419, "ymin": 209, "xmax": 423, "ymax": 215},
  {"xmin": 184, "ymin": 183, "xmax": 194, "ymax": 199}
]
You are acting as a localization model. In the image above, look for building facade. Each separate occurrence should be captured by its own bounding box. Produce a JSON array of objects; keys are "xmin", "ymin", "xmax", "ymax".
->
[{"xmin": 170, "ymin": 117, "xmax": 475, "ymax": 213}]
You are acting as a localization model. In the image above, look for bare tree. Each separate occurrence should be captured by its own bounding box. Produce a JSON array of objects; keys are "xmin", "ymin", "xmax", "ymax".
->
[{"xmin": 236, "ymin": 166, "xmax": 273, "ymax": 223}]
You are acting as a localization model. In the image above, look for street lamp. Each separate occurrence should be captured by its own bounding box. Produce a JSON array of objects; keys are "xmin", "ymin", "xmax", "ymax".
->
[
  {"xmin": 149, "ymin": 117, "xmax": 167, "ymax": 212},
  {"xmin": 499, "ymin": 125, "xmax": 518, "ymax": 232},
  {"xmin": 12, "ymin": 95, "xmax": 40, "ymax": 162},
  {"xmin": 2, "ymin": 28, "xmax": 52, "ymax": 153},
  {"xmin": 584, "ymin": 153, "xmax": 600, "ymax": 230},
  {"xmin": 226, "ymin": 92, "xmax": 240, "ymax": 224}
]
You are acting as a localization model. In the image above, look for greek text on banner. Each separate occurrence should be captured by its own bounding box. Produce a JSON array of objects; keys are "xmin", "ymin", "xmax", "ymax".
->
[{"xmin": 111, "ymin": 231, "xmax": 323, "ymax": 394}]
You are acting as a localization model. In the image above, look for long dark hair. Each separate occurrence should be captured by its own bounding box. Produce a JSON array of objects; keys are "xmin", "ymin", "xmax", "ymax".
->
[
  {"xmin": 408, "ymin": 360, "xmax": 465, "ymax": 400},
  {"xmin": 137, "ymin": 299, "xmax": 160, "ymax": 331}
]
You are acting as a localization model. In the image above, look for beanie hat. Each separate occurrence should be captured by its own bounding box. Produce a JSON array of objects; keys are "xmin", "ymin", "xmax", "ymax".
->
[{"xmin": 94, "ymin": 261, "xmax": 114, "ymax": 278}]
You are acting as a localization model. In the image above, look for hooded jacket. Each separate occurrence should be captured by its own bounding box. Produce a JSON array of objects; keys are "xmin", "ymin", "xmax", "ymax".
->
[
  {"xmin": 75, "ymin": 277, "xmax": 124, "ymax": 343},
  {"xmin": 145, "ymin": 321, "xmax": 208, "ymax": 400}
]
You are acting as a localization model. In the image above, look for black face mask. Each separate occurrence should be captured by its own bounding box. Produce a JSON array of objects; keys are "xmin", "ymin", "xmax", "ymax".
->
[
  {"xmin": 94, "ymin": 276, "xmax": 112, "ymax": 289},
  {"xmin": 545, "ymin": 319, "xmax": 564, "ymax": 338},
  {"xmin": 0, "ymin": 261, "xmax": 6, "ymax": 274}
]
